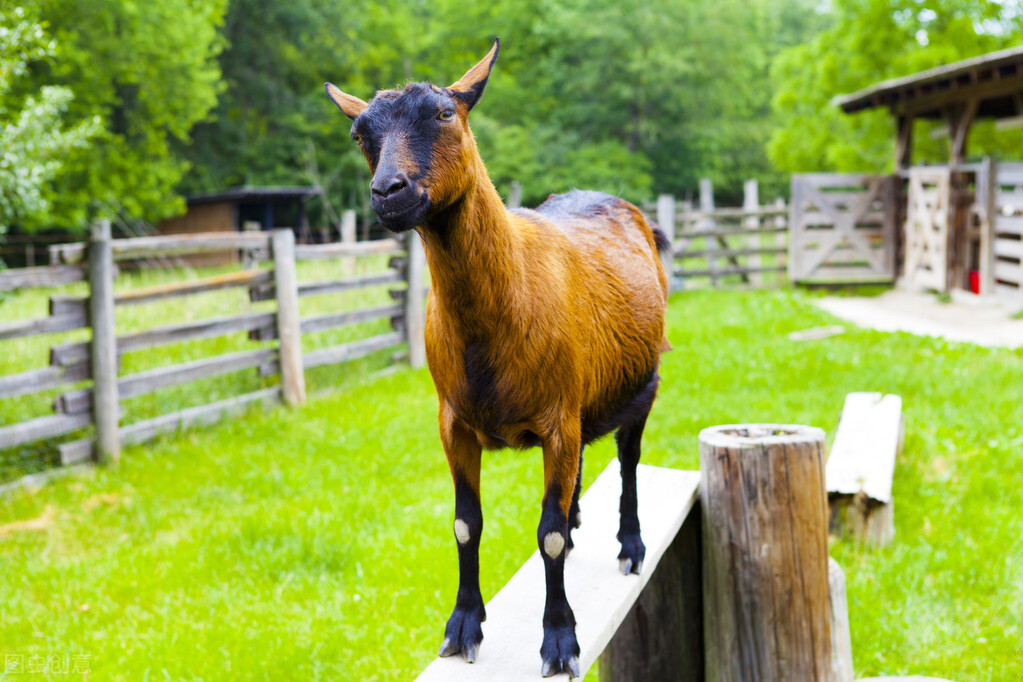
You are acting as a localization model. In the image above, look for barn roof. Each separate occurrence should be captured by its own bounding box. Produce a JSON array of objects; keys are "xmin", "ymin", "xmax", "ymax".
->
[{"xmin": 834, "ymin": 45, "xmax": 1023, "ymax": 119}]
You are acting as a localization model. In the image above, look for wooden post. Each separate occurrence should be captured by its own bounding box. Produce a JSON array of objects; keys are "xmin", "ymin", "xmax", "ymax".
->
[
  {"xmin": 341, "ymin": 209, "xmax": 357, "ymax": 276},
  {"xmin": 599, "ymin": 503, "xmax": 703, "ymax": 682},
  {"xmin": 89, "ymin": 219, "xmax": 120, "ymax": 464},
  {"xmin": 775, "ymin": 197, "xmax": 787, "ymax": 279},
  {"xmin": 242, "ymin": 221, "xmax": 261, "ymax": 269},
  {"xmin": 699, "ymin": 179, "xmax": 719, "ymax": 287},
  {"xmin": 743, "ymin": 180, "xmax": 761, "ymax": 287},
  {"xmin": 405, "ymin": 231, "xmax": 427, "ymax": 369},
  {"xmin": 657, "ymin": 194, "xmax": 676, "ymax": 291},
  {"xmin": 979, "ymin": 156, "xmax": 996, "ymax": 297},
  {"xmin": 700, "ymin": 424, "xmax": 833, "ymax": 682},
  {"xmin": 829, "ymin": 558, "xmax": 854, "ymax": 682},
  {"xmin": 508, "ymin": 180, "xmax": 523, "ymax": 209},
  {"xmin": 272, "ymin": 229, "xmax": 306, "ymax": 406}
]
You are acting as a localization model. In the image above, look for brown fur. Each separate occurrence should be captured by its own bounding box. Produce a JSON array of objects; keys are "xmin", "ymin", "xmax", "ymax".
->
[{"xmin": 420, "ymin": 146, "xmax": 668, "ymax": 515}]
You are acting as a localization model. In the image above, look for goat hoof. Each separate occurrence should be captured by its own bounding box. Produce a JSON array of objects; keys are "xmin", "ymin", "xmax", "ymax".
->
[
  {"xmin": 540, "ymin": 623, "xmax": 580, "ymax": 677},
  {"xmin": 438, "ymin": 603, "xmax": 484, "ymax": 662},
  {"xmin": 618, "ymin": 534, "xmax": 646, "ymax": 575}
]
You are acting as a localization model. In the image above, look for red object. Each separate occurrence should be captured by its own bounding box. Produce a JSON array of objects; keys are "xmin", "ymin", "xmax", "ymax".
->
[{"xmin": 969, "ymin": 270, "xmax": 980, "ymax": 294}]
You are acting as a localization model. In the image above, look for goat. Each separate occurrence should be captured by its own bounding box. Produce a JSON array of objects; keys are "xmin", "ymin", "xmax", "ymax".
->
[{"xmin": 325, "ymin": 39, "xmax": 669, "ymax": 678}]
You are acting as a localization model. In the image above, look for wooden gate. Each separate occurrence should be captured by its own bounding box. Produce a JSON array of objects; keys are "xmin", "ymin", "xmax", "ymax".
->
[
  {"xmin": 788, "ymin": 174, "xmax": 896, "ymax": 283},
  {"xmin": 977, "ymin": 161, "xmax": 1023, "ymax": 302},
  {"xmin": 903, "ymin": 168, "xmax": 952, "ymax": 292}
]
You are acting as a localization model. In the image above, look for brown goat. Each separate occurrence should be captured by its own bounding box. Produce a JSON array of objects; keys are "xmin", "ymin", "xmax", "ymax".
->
[{"xmin": 326, "ymin": 39, "xmax": 669, "ymax": 677}]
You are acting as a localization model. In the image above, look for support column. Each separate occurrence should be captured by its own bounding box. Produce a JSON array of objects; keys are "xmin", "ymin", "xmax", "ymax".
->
[{"xmin": 89, "ymin": 219, "xmax": 120, "ymax": 464}]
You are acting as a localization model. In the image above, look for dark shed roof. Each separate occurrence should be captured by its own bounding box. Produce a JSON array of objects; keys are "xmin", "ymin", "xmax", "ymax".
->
[
  {"xmin": 834, "ymin": 46, "xmax": 1023, "ymax": 119},
  {"xmin": 186, "ymin": 186, "xmax": 322, "ymax": 206}
]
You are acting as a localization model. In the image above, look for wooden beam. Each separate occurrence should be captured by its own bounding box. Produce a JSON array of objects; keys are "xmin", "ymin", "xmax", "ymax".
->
[
  {"xmin": 0, "ymin": 265, "xmax": 87, "ymax": 292},
  {"xmin": 272, "ymin": 229, "xmax": 306, "ymax": 406},
  {"xmin": 50, "ymin": 232, "xmax": 273, "ymax": 265},
  {"xmin": 293, "ymin": 238, "xmax": 402, "ymax": 261},
  {"xmin": 895, "ymin": 115, "xmax": 914, "ymax": 171},
  {"xmin": 415, "ymin": 461, "xmax": 700, "ymax": 681}
]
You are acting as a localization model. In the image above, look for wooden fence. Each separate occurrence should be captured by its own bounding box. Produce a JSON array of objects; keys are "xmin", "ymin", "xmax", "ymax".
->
[
  {"xmin": 650, "ymin": 179, "xmax": 789, "ymax": 291},
  {"xmin": 1, "ymin": 224, "xmax": 425, "ymax": 488}
]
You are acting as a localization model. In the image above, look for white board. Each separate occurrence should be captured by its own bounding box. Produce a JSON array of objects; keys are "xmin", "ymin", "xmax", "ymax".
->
[
  {"xmin": 415, "ymin": 461, "xmax": 701, "ymax": 681},
  {"xmin": 825, "ymin": 392, "xmax": 903, "ymax": 503}
]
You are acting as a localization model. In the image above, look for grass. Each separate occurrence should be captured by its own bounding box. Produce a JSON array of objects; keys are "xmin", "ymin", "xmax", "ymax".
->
[{"xmin": 2, "ymin": 288, "xmax": 1022, "ymax": 680}]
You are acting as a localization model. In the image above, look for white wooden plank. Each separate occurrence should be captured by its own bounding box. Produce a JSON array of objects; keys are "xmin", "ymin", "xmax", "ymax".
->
[
  {"xmin": 995, "ymin": 260, "xmax": 1023, "ymax": 284},
  {"xmin": 825, "ymin": 392, "xmax": 903, "ymax": 503},
  {"xmin": 994, "ymin": 238, "xmax": 1023, "ymax": 260},
  {"xmin": 415, "ymin": 461, "xmax": 700, "ymax": 681}
]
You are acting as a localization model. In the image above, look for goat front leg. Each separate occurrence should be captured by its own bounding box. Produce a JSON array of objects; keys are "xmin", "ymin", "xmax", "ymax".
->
[
  {"xmin": 438, "ymin": 416, "xmax": 485, "ymax": 663},
  {"xmin": 538, "ymin": 425, "xmax": 582, "ymax": 677}
]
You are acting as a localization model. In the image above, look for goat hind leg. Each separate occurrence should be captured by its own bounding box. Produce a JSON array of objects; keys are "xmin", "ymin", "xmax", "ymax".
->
[
  {"xmin": 566, "ymin": 447, "xmax": 583, "ymax": 554},
  {"xmin": 615, "ymin": 377, "xmax": 658, "ymax": 575}
]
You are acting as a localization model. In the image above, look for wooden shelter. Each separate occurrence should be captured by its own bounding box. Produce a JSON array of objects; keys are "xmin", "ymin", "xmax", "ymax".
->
[
  {"xmin": 831, "ymin": 47, "xmax": 1023, "ymax": 301},
  {"xmin": 156, "ymin": 186, "xmax": 321, "ymax": 266}
]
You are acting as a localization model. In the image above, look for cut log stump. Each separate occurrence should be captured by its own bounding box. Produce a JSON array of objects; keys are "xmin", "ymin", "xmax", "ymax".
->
[
  {"xmin": 826, "ymin": 393, "xmax": 904, "ymax": 547},
  {"xmin": 700, "ymin": 424, "xmax": 834, "ymax": 682}
]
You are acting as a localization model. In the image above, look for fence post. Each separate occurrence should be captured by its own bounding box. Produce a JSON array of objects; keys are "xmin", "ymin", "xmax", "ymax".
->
[
  {"xmin": 405, "ymin": 231, "xmax": 427, "ymax": 369},
  {"xmin": 699, "ymin": 179, "xmax": 719, "ymax": 286},
  {"xmin": 89, "ymin": 219, "xmax": 120, "ymax": 464},
  {"xmin": 272, "ymin": 229, "xmax": 306, "ymax": 406},
  {"xmin": 743, "ymin": 180, "xmax": 762, "ymax": 287},
  {"xmin": 508, "ymin": 180, "xmax": 523, "ymax": 209},
  {"xmin": 700, "ymin": 424, "xmax": 833, "ymax": 682},
  {"xmin": 656, "ymin": 194, "xmax": 676, "ymax": 291},
  {"xmin": 341, "ymin": 209, "xmax": 358, "ymax": 276},
  {"xmin": 242, "ymin": 221, "xmax": 261, "ymax": 269}
]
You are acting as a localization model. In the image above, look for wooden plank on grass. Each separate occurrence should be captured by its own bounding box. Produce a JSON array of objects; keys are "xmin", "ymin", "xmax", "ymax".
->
[
  {"xmin": 59, "ymin": 387, "xmax": 281, "ymax": 464},
  {"xmin": 0, "ymin": 413, "xmax": 92, "ymax": 450},
  {"xmin": 57, "ymin": 347, "xmax": 278, "ymax": 414},
  {"xmin": 293, "ymin": 238, "xmax": 401, "ymax": 260},
  {"xmin": 416, "ymin": 461, "xmax": 701, "ymax": 682},
  {"xmin": 301, "ymin": 331, "xmax": 403, "ymax": 370},
  {"xmin": 0, "ymin": 265, "xmax": 87, "ymax": 291},
  {"xmin": 826, "ymin": 392, "xmax": 903, "ymax": 547},
  {"xmin": 0, "ymin": 361, "xmax": 90, "ymax": 398}
]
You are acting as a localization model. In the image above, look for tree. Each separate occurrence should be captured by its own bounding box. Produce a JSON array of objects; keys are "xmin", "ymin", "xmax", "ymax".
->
[
  {"xmin": 0, "ymin": 5, "xmax": 98, "ymax": 240},
  {"xmin": 9, "ymin": 0, "xmax": 227, "ymax": 231},
  {"xmin": 769, "ymin": 0, "xmax": 1016, "ymax": 174}
]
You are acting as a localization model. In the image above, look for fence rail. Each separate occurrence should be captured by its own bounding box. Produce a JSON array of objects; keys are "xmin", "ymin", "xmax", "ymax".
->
[
  {"xmin": 1, "ymin": 226, "xmax": 425, "ymax": 489},
  {"xmin": 649, "ymin": 179, "xmax": 789, "ymax": 291}
]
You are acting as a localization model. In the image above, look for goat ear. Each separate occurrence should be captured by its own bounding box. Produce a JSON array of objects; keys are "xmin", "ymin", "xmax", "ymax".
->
[
  {"xmin": 448, "ymin": 38, "xmax": 500, "ymax": 111},
  {"xmin": 325, "ymin": 83, "xmax": 368, "ymax": 120}
]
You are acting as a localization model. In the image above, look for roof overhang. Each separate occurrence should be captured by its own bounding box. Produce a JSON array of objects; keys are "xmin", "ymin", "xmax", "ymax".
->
[
  {"xmin": 186, "ymin": 186, "xmax": 323, "ymax": 206},
  {"xmin": 833, "ymin": 45, "xmax": 1023, "ymax": 119}
]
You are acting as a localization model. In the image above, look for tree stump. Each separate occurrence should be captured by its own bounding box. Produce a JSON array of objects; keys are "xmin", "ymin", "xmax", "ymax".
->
[{"xmin": 700, "ymin": 424, "xmax": 833, "ymax": 682}]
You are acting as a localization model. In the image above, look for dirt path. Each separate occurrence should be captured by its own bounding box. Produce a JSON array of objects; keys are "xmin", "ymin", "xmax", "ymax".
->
[{"xmin": 812, "ymin": 289, "xmax": 1023, "ymax": 349}]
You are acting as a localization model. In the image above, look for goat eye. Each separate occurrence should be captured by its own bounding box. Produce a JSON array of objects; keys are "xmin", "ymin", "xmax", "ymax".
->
[
  {"xmin": 352, "ymin": 134, "xmax": 362, "ymax": 143},
  {"xmin": 438, "ymin": 110, "xmax": 454, "ymax": 121}
]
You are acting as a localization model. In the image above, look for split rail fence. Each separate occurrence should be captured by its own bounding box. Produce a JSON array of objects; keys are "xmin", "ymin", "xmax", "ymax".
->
[
  {"xmin": 0, "ymin": 224, "xmax": 425, "ymax": 489},
  {"xmin": 649, "ymin": 180, "xmax": 789, "ymax": 292}
]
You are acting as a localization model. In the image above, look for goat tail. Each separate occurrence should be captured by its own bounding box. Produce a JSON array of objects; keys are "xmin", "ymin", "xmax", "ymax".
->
[{"xmin": 651, "ymin": 226, "xmax": 671, "ymax": 255}]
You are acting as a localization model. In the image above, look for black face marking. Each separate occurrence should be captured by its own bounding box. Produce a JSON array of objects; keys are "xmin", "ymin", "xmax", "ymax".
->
[{"xmin": 346, "ymin": 83, "xmax": 461, "ymax": 232}]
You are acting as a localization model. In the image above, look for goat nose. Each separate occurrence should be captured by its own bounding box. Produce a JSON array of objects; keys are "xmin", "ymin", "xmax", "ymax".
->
[{"xmin": 371, "ymin": 173, "xmax": 409, "ymax": 198}]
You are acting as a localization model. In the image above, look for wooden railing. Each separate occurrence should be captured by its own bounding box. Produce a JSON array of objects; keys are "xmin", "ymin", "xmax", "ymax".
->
[
  {"xmin": 1, "ymin": 224, "xmax": 425, "ymax": 491},
  {"xmin": 648, "ymin": 180, "xmax": 789, "ymax": 291}
]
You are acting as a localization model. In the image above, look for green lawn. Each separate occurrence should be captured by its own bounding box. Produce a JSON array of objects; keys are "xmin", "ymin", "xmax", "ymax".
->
[{"xmin": 1, "ymin": 289, "xmax": 1021, "ymax": 680}]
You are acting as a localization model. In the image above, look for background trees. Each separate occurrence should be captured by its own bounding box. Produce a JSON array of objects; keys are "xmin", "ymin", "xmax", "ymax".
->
[{"xmin": 3, "ymin": 0, "xmax": 1023, "ymax": 233}]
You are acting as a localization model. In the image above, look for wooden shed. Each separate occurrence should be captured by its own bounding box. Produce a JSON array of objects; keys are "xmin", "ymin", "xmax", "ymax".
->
[
  {"xmin": 832, "ymin": 46, "xmax": 1023, "ymax": 303},
  {"xmin": 156, "ymin": 186, "xmax": 321, "ymax": 266}
]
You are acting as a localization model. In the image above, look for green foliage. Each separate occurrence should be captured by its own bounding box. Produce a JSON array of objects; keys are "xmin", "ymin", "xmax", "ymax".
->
[
  {"xmin": 8, "ymin": 0, "xmax": 228, "ymax": 231},
  {"xmin": 769, "ymin": 0, "xmax": 1019, "ymax": 172},
  {"xmin": 0, "ymin": 6, "xmax": 98, "ymax": 237},
  {"xmin": 1, "ymin": 290, "xmax": 1022, "ymax": 679}
]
